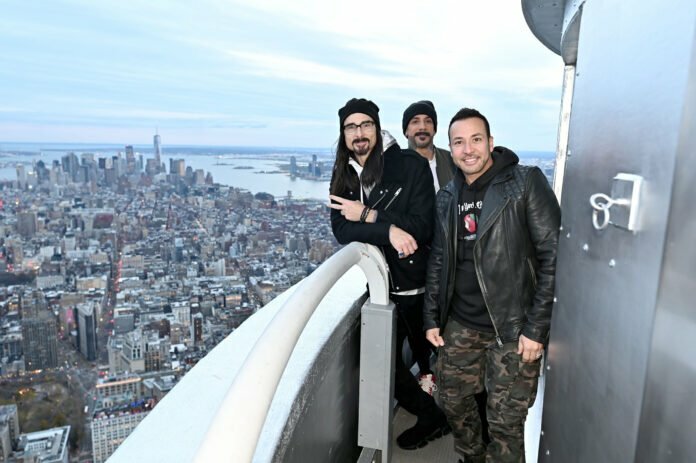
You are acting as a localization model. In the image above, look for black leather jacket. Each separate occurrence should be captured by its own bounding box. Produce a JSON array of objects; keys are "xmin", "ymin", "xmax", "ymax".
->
[{"xmin": 423, "ymin": 150, "xmax": 561, "ymax": 345}]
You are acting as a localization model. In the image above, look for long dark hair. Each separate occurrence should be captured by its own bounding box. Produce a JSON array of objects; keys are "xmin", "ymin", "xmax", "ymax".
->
[{"xmin": 330, "ymin": 123, "xmax": 384, "ymax": 196}]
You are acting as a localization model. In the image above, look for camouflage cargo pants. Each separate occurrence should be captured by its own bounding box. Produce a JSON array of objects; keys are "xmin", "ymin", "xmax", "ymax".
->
[{"xmin": 436, "ymin": 318, "xmax": 540, "ymax": 463}]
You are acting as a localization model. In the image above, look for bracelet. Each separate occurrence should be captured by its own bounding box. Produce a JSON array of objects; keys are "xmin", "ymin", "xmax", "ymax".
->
[{"xmin": 359, "ymin": 206, "xmax": 370, "ymax": 223}]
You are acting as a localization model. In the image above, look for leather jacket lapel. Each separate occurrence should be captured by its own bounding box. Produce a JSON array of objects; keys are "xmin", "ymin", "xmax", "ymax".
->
[{"xmin": 478, "ymin": 172, "xmax": 511, "ymax": 238}]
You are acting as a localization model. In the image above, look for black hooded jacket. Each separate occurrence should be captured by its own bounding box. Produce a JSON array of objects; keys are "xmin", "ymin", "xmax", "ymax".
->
[
  {"xmin": 423, "ymin": 146, "xmax": 561, "ymax": 345},
  {"xmin": 330, "ymin": 142, "xmax": 435, "ymax": 291}
]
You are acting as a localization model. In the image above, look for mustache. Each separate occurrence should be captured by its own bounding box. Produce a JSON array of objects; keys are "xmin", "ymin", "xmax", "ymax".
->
[
  {"xmin": 415, "ymin": 131, "xmax": 431, "ymax": 137},
  {"xmin": 352, "ymin": 138, "xmax": 370, "ymax": 144}
]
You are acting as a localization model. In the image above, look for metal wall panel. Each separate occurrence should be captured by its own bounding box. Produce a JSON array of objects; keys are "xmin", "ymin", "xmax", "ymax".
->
[
  {"xmin": 539, "ymin": 1, "xmax": 696, "ymax": 461},
  {"xmin": 635, "ymin": 25, "xmax": 696, "ymax": 462},
  {"xmin": 270, "ymin": 296, "xmax": 365, "ymax": 463}
]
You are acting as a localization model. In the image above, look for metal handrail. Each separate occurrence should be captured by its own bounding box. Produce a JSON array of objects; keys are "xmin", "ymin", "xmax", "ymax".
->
[{"xmin": 194, "ymin": 242, "xmax": 389, "ymax": 462}]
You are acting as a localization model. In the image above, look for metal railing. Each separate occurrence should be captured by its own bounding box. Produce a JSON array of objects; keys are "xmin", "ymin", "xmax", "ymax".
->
[{"xmin": 193, "ymin": 242, "xmax": 392, "ymax": 462}]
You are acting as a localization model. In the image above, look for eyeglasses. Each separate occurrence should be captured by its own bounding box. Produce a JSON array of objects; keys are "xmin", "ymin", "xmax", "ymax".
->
[{"xmin": 343, "ymin": 120, "xmax": 375, "ymax": 134}]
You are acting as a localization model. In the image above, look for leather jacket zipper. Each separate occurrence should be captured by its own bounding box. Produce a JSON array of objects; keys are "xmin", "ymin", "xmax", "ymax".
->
[
  {"xmin": 474, "ymin": 197, "xmax": 510, "ymax": 347},
  {"xmin": 383, "ymin": 188, "xmax": 402, "ymax": 210}
]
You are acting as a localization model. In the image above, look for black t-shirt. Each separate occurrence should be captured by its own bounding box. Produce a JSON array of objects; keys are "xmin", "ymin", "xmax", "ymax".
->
[
  {"xmin": 450, "ymin": 153, "xmax": 515, "ymax": 332},
  {"xmin": 451, "ymin": 176, "xmax": 494, "ymax": 332}
]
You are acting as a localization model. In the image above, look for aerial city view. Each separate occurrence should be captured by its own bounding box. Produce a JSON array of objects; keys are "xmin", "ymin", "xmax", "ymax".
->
[
  {"xmin": 0, "ymin": 137, "xmax": 344, "ymax": 462},
  {"xmin": 0, "ymin": 1, "xmax": 564, "ymax": 462},
  {"xmin": 0, "ymin": 137, "xmax": 555, "ymax": 462}
]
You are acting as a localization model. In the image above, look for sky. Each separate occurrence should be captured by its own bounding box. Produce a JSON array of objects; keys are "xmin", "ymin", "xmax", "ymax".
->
[{"xmin": 0, "ymin": 0, "xmax": 563, "ymax": 151}]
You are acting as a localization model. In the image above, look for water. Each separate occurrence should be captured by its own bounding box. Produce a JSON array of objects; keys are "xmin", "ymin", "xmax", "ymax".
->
[
  {"xmin": 0, "ymin": 143, "xmax": 334, "ymax": 200},
  {"xmin": 0, "ymin": 142, "xmax": 555, "ymax": 200}
]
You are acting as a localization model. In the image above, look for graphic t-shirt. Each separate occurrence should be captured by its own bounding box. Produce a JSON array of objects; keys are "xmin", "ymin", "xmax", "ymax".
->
[{"xmin": 451, "ymin": 183, "xmax": 494, "ymax": 332}]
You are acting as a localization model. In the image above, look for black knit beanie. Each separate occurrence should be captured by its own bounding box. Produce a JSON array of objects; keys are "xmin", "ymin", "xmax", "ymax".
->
[
  {"xmin": 402, "ymin": 100, "xmax": 437, "ymax": 134},
  {"xmin": 338, "ymin": 98, "xmax": 380, "ymax": 128}
]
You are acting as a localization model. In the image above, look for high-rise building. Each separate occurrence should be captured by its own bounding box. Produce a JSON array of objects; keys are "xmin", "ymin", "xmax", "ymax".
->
[
  {"xmin": 194, "ymin": 169, "xmax": 205, "ymax": 185},
  {"xmin": 169, "ymin": 159, "xmax": 185, "ymax": 177},
  {"xmin": 191, "ymin": 313, "xmax": 203, "ymax": 344},
  {"xmin": 16, "ymin": 211, "xmax": 37, "ymax": 239},
  {"xmin": 91, "ymin": 398, "xmax": 152, "ymax": 463},
  {"xmin": 144, "ymin": 336, "xmax": 169, "ymax": 372},
  {"xmin": 125, "ymin": 145, "xmax": 136, "ymax": 174},
  {"xmin": 120, "ymin": 329, "xmax": 145, "ymax": 373},
  {"xmin": 312, "ymin": 154, "xmax": 318, "ymax": 176},
  {"xmin": 0, "ymin": 405, "xmax": 19, "ymax": 461},
  {"xmin": 61, "ymin": 152, "xmax": 79, "ymax": 182},
  {"xmin": 19, "ymin": 289, "xmax": 44, "ymax": 320},
  {"xmin": 12, "ymin": 426, "xmax": 70, "ymax": 463},
  {"xmin": 153, "ymin": 132, "xmax": 162, "ymax": 169},
  {"xmin": 21, "ymin": 315, "xmax": 58, "ymax": 371},
  {"xmin": 15, "ymin": 164, "xmax": 26, "ymax": 189},
  {"xmin": 145, "ymin": 159, "xmax": 159, "ymax": 176},
  {"xmin": 76, "ymin": 303, "xmax": 98, "ymax": 361}
]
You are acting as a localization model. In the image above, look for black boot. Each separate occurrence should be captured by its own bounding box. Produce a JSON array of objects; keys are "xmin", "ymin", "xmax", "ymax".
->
[
  {"xmin": 458, "ymin": 456, "xmax": 485, "ymax": 463},
  {"xmin": 396, "ymin": 412, "xmax": 451, "ymax": 450}
]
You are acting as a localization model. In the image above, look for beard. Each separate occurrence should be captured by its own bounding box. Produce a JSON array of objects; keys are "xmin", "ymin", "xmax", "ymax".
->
[
  {"xmin": 412, "ymin": 131, "xmax": 433, "ymax": 149},
  {"xmin": 351, "ymin": 137, "xmax": 371, "ymax": 156}
]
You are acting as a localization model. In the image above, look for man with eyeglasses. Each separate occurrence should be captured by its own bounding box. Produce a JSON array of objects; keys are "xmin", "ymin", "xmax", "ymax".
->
[
  {"xmin": 329, "ymin": 98, "xmax": 450, "ymax": 450},
  {"xmin": 423, "ymin": 108, "xmax": 560, "ymax": 463}
]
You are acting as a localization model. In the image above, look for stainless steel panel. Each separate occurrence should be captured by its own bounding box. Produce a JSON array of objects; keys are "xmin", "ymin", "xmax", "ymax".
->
[
  {"xmin": 358, "ymin": 300, "xmax": 396, "ymax": 459},
  {"xmin": 560, "ymin": 3, "xmax": 583, "ymax": 64},
  {"xmin": 539, "ymin": 0, "xmax": 696, "ymax": 461},
  {"xmin": 635, "ymin": 27, "xmax": 696, "ymax": 462},
  {"xmin": 271, "ymin": 296, "xmax": 366, "ymax": 463},
  {"xmin": 553, "ymin": 64, "xmax": 576, "ymax": 201},
  {"xmin": 521, "ymin": 0, "xmax": 565, "ymax": 55}
]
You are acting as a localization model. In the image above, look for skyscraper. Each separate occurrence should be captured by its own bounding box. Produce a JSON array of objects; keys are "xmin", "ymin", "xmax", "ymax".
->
[
  {"xmin": 125, "ymin": 145, "xmax": 136, "ymax": 174},
  {"xmin": 76, "ymin": 303, "xmax": 98, "ymax": 361},
  {"xmin": 153, "ymin": 131, "xmax": 162, "ymax": 171},
  {"xmin": 0, "ymin": 405, "xmax": 19, "ymax": 461},
  {"xmin": 15, "ymin": 164, "xmax": 26, "ymax": 189},
  {"xmin": 16, "ymin": 212, "xmax": 37, "ymax": 239},
  {"xmin": 21, "ymin": 316, "xmax": 58, "ymax": 371}
]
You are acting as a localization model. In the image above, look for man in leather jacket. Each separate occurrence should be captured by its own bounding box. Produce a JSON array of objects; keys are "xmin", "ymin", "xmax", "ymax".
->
[
  {"xmin": 329, "ymin": 98, "xmax": 450, "ymax": 450},
  {"xmin": 423, "ymin": 108, "xmax": 561, "ymax": 463}
]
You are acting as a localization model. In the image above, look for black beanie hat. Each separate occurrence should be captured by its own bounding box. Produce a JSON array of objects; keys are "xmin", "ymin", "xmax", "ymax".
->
[
  {"xmin": 338, "ymin": 98, "xmax": 380, "ymax": 128},
  {"xmin": 402, "ymin": 100, "xmax": 437, "ymax": 134}
]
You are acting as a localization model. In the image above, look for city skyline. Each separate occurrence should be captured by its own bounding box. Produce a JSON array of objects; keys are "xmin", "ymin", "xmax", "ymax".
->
[{"xmin": 1, "ymin": 1, "xmax": 563, "ymax": 150}]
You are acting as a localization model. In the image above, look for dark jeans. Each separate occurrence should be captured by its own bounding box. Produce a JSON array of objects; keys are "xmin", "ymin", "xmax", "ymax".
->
[{"xmin": 392, "ymin": 293, "xmax": 442, "ymax": 421}]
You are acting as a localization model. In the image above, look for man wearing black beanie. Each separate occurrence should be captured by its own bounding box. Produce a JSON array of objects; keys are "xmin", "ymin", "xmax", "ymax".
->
[
  {"xmin": 329, "ymin": 97, "xmax": 450, "ymax": 450},
  {"xmin": 403, "ymin": 100, "xmax": 491, "ymax": 446},
  {"xmin": 402, "ymin": 100, "xmax": 455, "ymax": 192}
]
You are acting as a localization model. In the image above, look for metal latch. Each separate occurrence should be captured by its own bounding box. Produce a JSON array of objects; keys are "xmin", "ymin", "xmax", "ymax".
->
[{"xmin": 589, "ymin": 173, "xmax": 643, "ymax": 232}]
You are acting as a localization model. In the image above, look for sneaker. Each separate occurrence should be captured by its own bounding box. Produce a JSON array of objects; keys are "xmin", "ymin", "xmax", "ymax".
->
[
  {"xmin": 396, "ymin": 414, "xmax": 451, "ymax": 450},
  {"xmin": 418, "ymin": 373, "xmax": 437, "ymax": 396}
]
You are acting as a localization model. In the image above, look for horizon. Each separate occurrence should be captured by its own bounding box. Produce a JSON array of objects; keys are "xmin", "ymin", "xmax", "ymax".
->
[
  {"xmin": 1, "ymin": 1, "xmax": 563, "ymax": 151},
  {"xmin": 0, "ymin": 141, "xmax": 557, "ymax": 158}
]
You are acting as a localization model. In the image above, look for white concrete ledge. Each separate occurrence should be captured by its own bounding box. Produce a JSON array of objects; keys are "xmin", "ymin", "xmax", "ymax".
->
[{"xmin": 110, "ymin": 266, "xmax": 367, "ymax": 463}]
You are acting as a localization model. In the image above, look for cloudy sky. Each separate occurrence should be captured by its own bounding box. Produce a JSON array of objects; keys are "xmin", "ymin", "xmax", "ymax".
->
[{"xmin": 0, "ymin": 0, "xmax": 563, "ymax": 150}]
